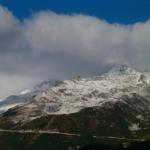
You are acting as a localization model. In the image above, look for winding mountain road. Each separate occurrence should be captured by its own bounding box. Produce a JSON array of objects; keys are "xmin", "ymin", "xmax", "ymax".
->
[
  {"xmin": 0, "ymin": 129, "xmax": 146, "ymax": 142},
  {"xmin": 0, "ymin": 129, "xmax": 80, "ymax": 136}
]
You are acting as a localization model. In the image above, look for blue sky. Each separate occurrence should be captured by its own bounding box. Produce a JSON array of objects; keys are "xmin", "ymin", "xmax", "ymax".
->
[{"xmin": 0, "ymin": 0, "xmax": 150, "ymax": 24}]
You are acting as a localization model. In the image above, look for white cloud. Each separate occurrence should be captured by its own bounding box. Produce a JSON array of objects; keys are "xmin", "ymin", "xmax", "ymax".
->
[
  {"xmin": 0, "ymin": 6, "xmax": 150, "ymax": 98},
  {"xmin": 0, "ymin": 6, "xmax": 21, "ymax": 51},
  {"xmin": 24, "ymin": 11, "xmax": 150, "ymax": 69},
  {"xmin": 0, "ymin": 5, "xmax": 19, "ymax": 32}
]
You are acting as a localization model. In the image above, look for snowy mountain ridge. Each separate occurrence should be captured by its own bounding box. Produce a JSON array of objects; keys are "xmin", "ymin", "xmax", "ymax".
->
[
  {"xmin": 103, "ymin": 65, "xmax": 138, "ymax": 77},
  {"xmin": 39, "ymin": 66, "xmax": 150, "ymax": 115},
  {"xmin": 1, "ymin": 65, "xmax": 150, "ymax": 122},
  {"xmin": 20, "ymin": 79, "xmax": 57, "ymax": 95},
  {"xmin": 0, "ymin": 79, "xmax": 56, "ymax": 114}
]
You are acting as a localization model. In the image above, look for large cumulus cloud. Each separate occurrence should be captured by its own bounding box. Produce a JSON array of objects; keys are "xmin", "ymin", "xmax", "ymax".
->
[
  {"xmin": 0, "ymin": 6, "xmax": 21, "ymax": 51},
  {"xmin": 24, "ymin": 11, "xmax": 150, "ymax": 68},
  {"xmin": 0, "ymin": 5, "xmax": 150, "ymax": 98}
]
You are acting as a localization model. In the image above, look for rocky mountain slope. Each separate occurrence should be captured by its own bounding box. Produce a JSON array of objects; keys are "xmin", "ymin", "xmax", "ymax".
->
[{"xmin": 1, "ymin": 65, "xmax": 150, "ymax": 138}]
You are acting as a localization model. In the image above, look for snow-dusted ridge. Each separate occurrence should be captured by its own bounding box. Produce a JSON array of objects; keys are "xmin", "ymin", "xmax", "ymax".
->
[
  {"xmin": 20, "ymin": 79, "xmax": 57, "ymax": 95},
  {"xmin": 103, "ymin": 65, "xmax": 138, "ymax": 77},
  {"xmin": 0, "ymin": 79, "xmax": 57, "ymax": 114},
  {"xmin": 39, "ymin": 65, "xmax": 150, "ymax": 115},
  {"xmin": 1, "ymin": 65, "xmax": 150, "ymax": 122}
]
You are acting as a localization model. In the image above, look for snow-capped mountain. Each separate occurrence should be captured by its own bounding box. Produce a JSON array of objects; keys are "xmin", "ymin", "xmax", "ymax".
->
[
  {"xmin": 0, "ymin": 79, "xmax": 57, "ymax": 114},
  {"xmin": 1, "ymin": 65, "xmax": 150, "ymax": 138},
  {"xmin": 104, "ymin": 64, "xmax": 138, "ymax": 76},
  {"xmin": 35, "ymin": 65, "xmax": 150, "ymax": 115},
  {"xmin": 1, "ymin": 65, "xmax": 150, "ymax": 116},
  {"xmin": 20, "ymin": 79, "xmax": 57, "ymax": 95}
]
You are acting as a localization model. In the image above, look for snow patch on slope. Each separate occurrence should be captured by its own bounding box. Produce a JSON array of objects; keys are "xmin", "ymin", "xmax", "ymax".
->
[
  {"xmin": 128, "ymin": 123, "xmax": 140, "ymax": 131},
  {"xmin": 0, "ymin": 104, "xmax": 21, "ymax": 113},
  {"xmin": 20, "ymin": 89, "xmax": 31, "ymax": 95}
]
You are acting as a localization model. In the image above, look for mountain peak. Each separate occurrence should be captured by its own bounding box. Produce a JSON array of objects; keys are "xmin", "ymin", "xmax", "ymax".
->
[
  {"xmin": 105, "ymin": 64, "xmax": 138, "ymax": 76},
  {"xmin": 20, "ymin": 79, "xmax": 57, "ymax": 95}
]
